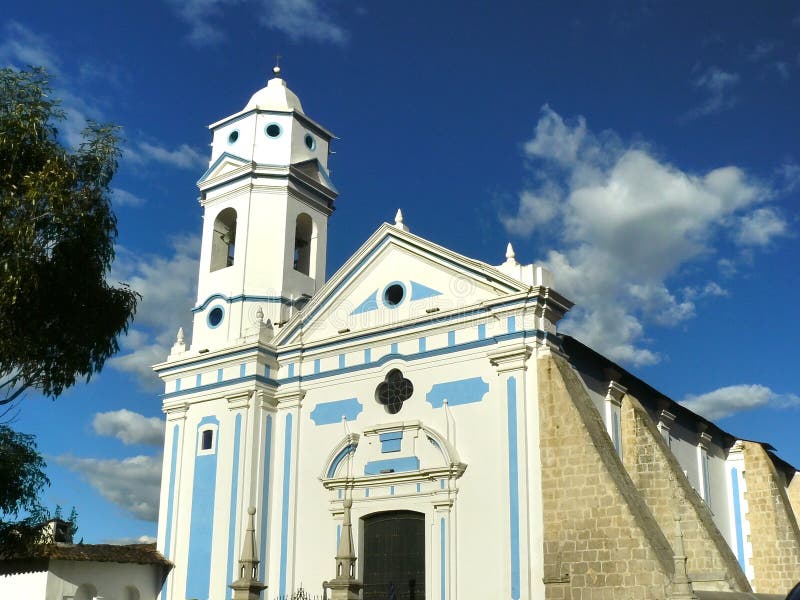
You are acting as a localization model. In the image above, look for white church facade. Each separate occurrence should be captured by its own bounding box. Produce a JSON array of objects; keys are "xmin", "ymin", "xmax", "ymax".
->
[{"xmin": 154, "ymin": 70, "xmax": 800, "ymax": 600}]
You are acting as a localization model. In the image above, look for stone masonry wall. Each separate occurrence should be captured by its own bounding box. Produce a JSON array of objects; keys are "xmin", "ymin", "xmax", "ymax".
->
[
  {"xmin": 742, "ymin": 441, "xmax": 800, "ymax": 594},
  {"xmin": 619, "ymin": 394, "xmax": 750, "ymax": 592},
  {"xmin": 787, "ymin": 473, "xmax": 800, "ymax": 535},
  {"xmin": 538, "ymin": 353, "xmax": 674, "ymax": 599}
]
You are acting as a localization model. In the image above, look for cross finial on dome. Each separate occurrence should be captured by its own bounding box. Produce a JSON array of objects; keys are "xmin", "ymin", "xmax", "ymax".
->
[
  {"xmin": 272, "ymin": 54, "xmax": 282, "ymax": 79},
  {"xmin": 394, "ymin": 208, "xmax": 409, "ymax": 232}
]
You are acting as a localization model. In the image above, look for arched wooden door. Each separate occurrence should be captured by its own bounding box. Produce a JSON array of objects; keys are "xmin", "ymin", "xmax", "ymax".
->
[{"xmin": 362, "ymin": 511, "xmax": 425, "ymax": 600}]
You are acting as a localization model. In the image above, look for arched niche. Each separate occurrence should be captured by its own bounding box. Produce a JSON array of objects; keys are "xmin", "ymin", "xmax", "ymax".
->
[
  {"xmin": 211, "ymin": 207, "xmax": 237, "ymax": 272},
  {"xmin": 293, "ymin": 212, "xmax": 314, "ymax": 276}
]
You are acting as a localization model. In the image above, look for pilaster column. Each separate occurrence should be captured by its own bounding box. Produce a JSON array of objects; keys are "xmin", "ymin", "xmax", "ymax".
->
[
  {"xmin": 160, "ymin": 403, "xmax": 188, "ymax": 600},
  {"xmin": 488, "ymin": 344, "xmax": 533, "ymax": 600},
  {"xmin": 267, "ymin": 387, "xmax": 305, "ymax": 597}
]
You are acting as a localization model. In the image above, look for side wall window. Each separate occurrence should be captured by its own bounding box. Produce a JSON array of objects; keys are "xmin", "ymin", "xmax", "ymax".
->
[
  {"xmin": 211, "ymin": 208, "xmax": 237, "ymax": 272},
  {"xmin": 294, "ymin": 213, "xmax": 313, "ymax": 275},
  {"xmin": 198, "ymin": 425, "xmax": 218, "ymax": 455}
]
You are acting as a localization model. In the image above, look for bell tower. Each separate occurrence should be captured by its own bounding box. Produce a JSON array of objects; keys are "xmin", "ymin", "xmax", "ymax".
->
[{"xmin": 190, "ymin": 66, "xmax": 337, "ymax": 351}]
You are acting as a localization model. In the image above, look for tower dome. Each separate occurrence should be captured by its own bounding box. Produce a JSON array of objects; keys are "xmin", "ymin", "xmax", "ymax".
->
[{"xmin": 243, "ymin": 67, "xmax": 304, "ymax": 113}]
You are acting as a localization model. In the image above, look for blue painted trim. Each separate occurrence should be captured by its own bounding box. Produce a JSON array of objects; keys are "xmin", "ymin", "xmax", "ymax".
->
[
  {"xmin": 731, "ymin": 467, "xmax": 745, "ymax": 570},
  {"xmin": 314, "ymin": 358, "xmax": 321, "ymax": 374},
  {"xmin": 351, "ymin": 290, "xmax": 379, "ymax": 315},
  {"xmin": 478, "ymin": 323, "xmax": 487, "ymax": 340},
  {"xmin": 197, "ymin": 151, "xmax": 249, "ymax": 183},
  {"xmin": 195, "ymin": 373, "xmax": 202, "ymax": 387},
  {"xmin": 364, "ymin": 348, "xmax": 372, "ymax": 364},
  {"xmin": 226, "ymin": 414, "xmax": 242, "ymax": 600},
  {"xmin": 364, "ymin": 456, "xmax": 419, "ymax": 475},
  {"xmin": 186, "ymin": 416, "xmax": 220, "ymax": 600},
  {"xmin": 175, "ymin": 378, "xmax": 181, "ymax": 392},
  {"xmin": 380, "ymin": 431, "xmax": 403, "ymax": 453},
  {"xmin": 193, "ymin": 293, "xmax": 295, "ymax": 314},
  {"xmin": 426, "ymin": 377, "xmax": 490, "ymax": 408},
  {"xmin": 416, "ymin": 483, "xmax": 421, "ymax": 493},
  {"xmin": 288, "ymin": 363, "xmax": 295, "ymax": 378},
  {"xmin": 382, "ymin": 281, "xmax": 407, "ymax": 309},
  {"xmin": 390, "ymin": 486, "xmax": 395, "ymax": 496},
  {"xmin": 440, "ymin": 479, "xmax": 446, "ymax": 490},
  {"xmin": 507, "ymin": 316, "xmax": 516, "ymax": 333},
  {"xmin": 217, "ymin": 368, "xmax": 223, "ymax": 382},
  {"xmin": 447, "ymin": 331, "xmax": 455, "ymax": 347},
  {"xmin": 337, "ymin": 524, "xmax": 341, "ymax": 549},
  {"xmin": 390, "ymin": 342, "xmax": 399, "ymax": 355},
  {"xmin": 440, "ymin": 518, "xmax": 446, "ymax": 600},
  {"xmin": 156, "ymin": 346, "xmax": 276, "ymax": 377},
  {"xmin": 161, "ymin": 424, "xmax": 179, "ymax": 600},
  {"xmin": 339, "ymin": 354, "xmax": 346, "ymax": 369},
  {"xmin": 273, "ymin": 329, "xmax": 555, "ymax": 386},
  {"xmin": 259, "ymin": 416, "xmax": 273, "ymax": 581},
  {"xmin": 327, "ymin": 443, "xmax": 357, "ymax": 478},
  {"xmin": 239, "ymin": 363, "xmax": 246, "ymax": 378},
  {"xmin": 163, "ymin": 373, "xmax": 278, "ymax": 400},
  {"xmin": 279, "ymin": 414, "xmax": 293, "ymax": 597},
  {"xmin": 365, "ymin": 488, "xmax": 370, "ymax": 498},
  {"xmin": 207, "ymin": 304, "xmax": 225, "ymax": 329},
  {"xmin": 310, "ymin": 399, "xmax": 363, "ymax": 426},
  {"xmin": 507, "ymin": 377, "xmax": 521, "ymax": 600},
  {"xmin": 419, "ymin": 337, "xmax": 426, "ymax": 352},
  {"xmin": 410, "ymin": 281, "xmax": 442, "ymax": 300},
  {"xmin": 282, "ymin": 233, "xmax": 529, "ymax": 342}
]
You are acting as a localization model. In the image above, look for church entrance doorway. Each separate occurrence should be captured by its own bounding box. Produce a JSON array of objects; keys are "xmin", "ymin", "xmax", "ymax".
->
[{"xmin": 362, "ymin": 511, "xmax": 425, "ymax": 600}]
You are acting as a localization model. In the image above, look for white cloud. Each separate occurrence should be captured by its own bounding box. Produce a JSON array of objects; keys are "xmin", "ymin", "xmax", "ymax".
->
[
  {"xmin": 0, "ymin": 22, "xmax": 61, "ymax": 74},
  {"xmin": 110, "ymin": 235, "xmax": 199, "ymax": 389},
  {"xmin": 103, "ymin": 535, "xmax": 157, "ymax": 545},
  {"xmin": 502, "ymin": 106, "xmax": 776, "ymax": 365},
  {"xmin": 127, "ymin": 141, "xmax": 207, "ymax": 170},
  {"xmin": 93, "ymin": 409, "xmax": 165, "ymax": 446},
  {"xmin": 166, "ymin": 0, "xmax": 347, "ymax": 45},
  {"xmin": 165, "ymin": 0, "xmax": 243, "ymax": 45},
  {"xmin": 112, "ymin": 188, "xmax": 147, "ymax": 208},
  {"xmin": 735, "ymin": 207, "xmax": 789, "ymax": 246},
  {"xmin": 681, "ymin": 384, "xmax": 800, "ymax": 420},
  {"xmin": 748, "ymin": 41, "xmax": 777, "ymax": 62},
  {"xmin": 56, "ymin": 454, "xmax": 162, "ymax": 522},
  {"xmin": 264, "ymin": 0, "xmax": 348, "ymax": 44},
  {"xmin": 684, "ymin": 66, "xmax": 740, "ymax": 120},
  {"xmin": 779, "ymin": 161, "xmax": 800, "ymax": 193}
]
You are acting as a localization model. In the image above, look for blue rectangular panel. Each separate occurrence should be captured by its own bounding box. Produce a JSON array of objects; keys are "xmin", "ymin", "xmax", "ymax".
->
[{"xmin": 364, "ymin": 456, "xmax": 420, "ymax": 475}]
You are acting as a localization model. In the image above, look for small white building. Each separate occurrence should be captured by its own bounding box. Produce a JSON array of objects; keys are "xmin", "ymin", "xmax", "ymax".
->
[
  {"xmin": 0, "ymin": 540, "xmax": 171, "ymax": 600},
  {"xmin": 153, "ymin": 69, "xmax": 800, "ymax": 600}
]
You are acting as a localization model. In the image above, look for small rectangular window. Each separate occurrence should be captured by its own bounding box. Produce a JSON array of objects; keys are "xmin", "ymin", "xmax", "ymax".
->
[{"xmin": 201, "ymin": 429, "xmax": 213, "ymax": 450}]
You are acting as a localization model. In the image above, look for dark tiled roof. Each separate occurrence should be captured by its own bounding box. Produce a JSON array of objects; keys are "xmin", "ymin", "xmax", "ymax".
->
[{"xmin": 1, "ymin": 543, "xmax": 172, "ymax": 567}]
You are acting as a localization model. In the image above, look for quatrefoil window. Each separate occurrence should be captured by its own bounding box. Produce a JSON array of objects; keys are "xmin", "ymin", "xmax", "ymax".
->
[{"xmin": 376, "ymin": 369, "xmax": 414, "ymax": 414}]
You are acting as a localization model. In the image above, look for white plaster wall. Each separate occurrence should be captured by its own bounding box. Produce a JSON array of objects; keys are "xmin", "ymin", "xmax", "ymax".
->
[
  {"xmin": 0, "ymin": 569, "xmax": 48, "ymax": 600},
  {"xmin": 46, "ymin": 561, "xmax": 161, "ymax": 600}
]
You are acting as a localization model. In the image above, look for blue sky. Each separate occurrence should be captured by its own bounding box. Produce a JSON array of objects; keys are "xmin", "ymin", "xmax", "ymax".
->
[{"xmin": 2, "ymin": 1, "xmax": 799, "ymax": 544}]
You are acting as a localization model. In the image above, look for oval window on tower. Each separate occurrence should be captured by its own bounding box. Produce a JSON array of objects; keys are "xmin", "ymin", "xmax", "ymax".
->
[
  {"xmin": 227, "ymin": 130, "xmax": 239, "ymax": 144},
  {"xmin": 304, "ymin": 133, "xmax": 316, "ymax": 150},
  {"xmin": 265, "ymin": 123, "xmax": 282, "ymax": 138}
]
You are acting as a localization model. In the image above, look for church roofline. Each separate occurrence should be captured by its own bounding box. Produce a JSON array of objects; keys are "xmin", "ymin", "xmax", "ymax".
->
[
  {"xmin": 208, "ymin": 107, "xmax": 335, "ymax": 140},
  {"xmin": 560, "ymin": 334, "xmax": 799, "ymax": 472},
  {"xmin": 274, "ymin": 222, "xmax": 573, "ymax": 346}
]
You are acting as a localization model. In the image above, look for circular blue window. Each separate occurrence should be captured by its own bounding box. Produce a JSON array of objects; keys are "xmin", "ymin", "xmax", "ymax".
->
[
  {"xmin": 304, "ymin": 133, "xmax": 316, "ymax": 150},
  {"xmin": 383, "ymin": 282, "xmax": 405, "ymax": 307},
  {"xmin": 208, "ymin": 306, "xmax": 224, "ymax": 328},
  {"xmin": 228, "ymin": 130, "xmax": 239, "ymax": 144},
  {"xmin": 265, "ymin": 123, "xmax": 282, "ymax": 138}
]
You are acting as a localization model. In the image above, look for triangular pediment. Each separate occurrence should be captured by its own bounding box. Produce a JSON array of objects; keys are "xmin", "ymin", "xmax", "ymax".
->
[
  {"xmin": 275, "ymin": 224, "xmax": 531, "ymax": 347},
  {"xmin": 197, "ymin": 152, "xmax": 251, "ymax": 186},
  {"xmin": 291, "ymin": 158, "xmax": 338, "ymax": 194}
]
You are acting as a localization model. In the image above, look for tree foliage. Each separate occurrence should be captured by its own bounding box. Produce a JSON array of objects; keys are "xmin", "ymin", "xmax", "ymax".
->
[
  {"xmin": 0, "ymin": 424, "xmax": 49, "ymax": 551},
  {"xmin": 0, "ymin": 67, "xmax": 139, "ymax": 405}
]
